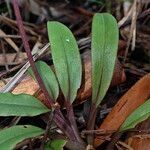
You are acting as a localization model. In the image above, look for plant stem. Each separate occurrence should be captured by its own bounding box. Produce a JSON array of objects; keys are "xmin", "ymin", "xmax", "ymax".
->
[
  {"xmin": 54, "ymin": 108, "xmax": 77, "ymax": 141},
  {"xmin": 13, "ymin": 0, "xmax": 52, "ymax": 107},
  {"xmin": 87, "ymin": 103, "xmax": 97, "ymax": 145},
  {"xmin": 40, "ymin": 112, "xmax": 53, "ymax": 149},
  {"xmin": 12, "ymin": 0, "xmax": 77, "ymax": 143},
  {"xmin": 65, "ymin": 101, "xmax": 85, "ymax": 145}
]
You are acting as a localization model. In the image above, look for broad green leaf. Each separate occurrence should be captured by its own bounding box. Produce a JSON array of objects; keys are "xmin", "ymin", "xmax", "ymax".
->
[
  {"xmin": 44, "ymin": 139, "xmax": 67, "ymax": 150},
  {"xmin": 28, "ymin": 61, "xmax": 59, "ymax": 100},
  {"xmin": 120, "ymin": 99, "xmax": 150, "ymax": 131},
  {"xmin": 0, "ymin": 125, "xmax": 44, "ymax": 150},
  {"xmin": 0, "ymin": 93, "xmax": 49, "ymax": 116},
  {"xmin": 47, "ymin": 21, "xmax": 82, "ymax": 103},
  {"xmin": 91, "ymin": 13, "xmax": 119, "ymax": 106}
]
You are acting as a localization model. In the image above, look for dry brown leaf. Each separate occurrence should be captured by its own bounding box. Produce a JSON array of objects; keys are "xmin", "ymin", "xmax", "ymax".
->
[
  {"xmin": 0, "ymin": 76, "xmax": 39, "ymax": 95},
  {"xmin": 94, "ymin": 73, "xmax": 150, "ymax": 147},
  {"xmin": 126, "ymin": 118, "xmax": 150, "ymax": 150},
  {"xmin": 127, "ymin": 135, "xmax": 150, "ymax": 150}
]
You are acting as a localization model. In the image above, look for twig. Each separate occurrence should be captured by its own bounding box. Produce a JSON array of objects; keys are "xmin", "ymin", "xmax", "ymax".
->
[
  {"xmin": 119, "ymin": 8, "xmax": 150, "ymax": 29},
  {"xmin": 1, "ymin": 39, "xmax": 9, "ymax": 71},
  {"xmin": 0, "ymin": 29, "xmax": 19, "ymax": 52},
  {"xmin": 0, "ymin": 43, "xmax": 50, "ymax": 92},
  {"xmin": 124, "ymin": 0, "xmax": 138, "ymax": 63},
  {"xmin": 0, "ymin": 35, "xmax": 21, "ymax": 38},
  {"xmin": 5, "ymin": 0, "xmax": 12, "ymax": 18},
  {"xmin": 116, "ymin": 141, "xmax": 133, "ymax": 150},
  {"xmin": 82, "ymin": 129, "xmax": 116, "ymax": 135},
  {"xmin": 118, "ymin": 6, "xmax": 132, "ymax": 28},
  {"xmin": 0, "ymin": 15, "xmax": 38, "ymax": 36}
]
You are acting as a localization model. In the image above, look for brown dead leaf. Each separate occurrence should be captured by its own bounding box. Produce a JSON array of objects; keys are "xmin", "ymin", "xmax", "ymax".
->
[
  {"xmin": 0, "ymin": 76, "xmax": 39, "ymax": 96},
  {"xmin": 126, "ymin": 118, "xmax": 150, "ymax": 150},
  {"xmin": 94, "ymin": 73, "xmax": 150, "ymax": 147},
  {"xmin": 127, "ymin": 135, "xmax": 150, "ymax": 150}
]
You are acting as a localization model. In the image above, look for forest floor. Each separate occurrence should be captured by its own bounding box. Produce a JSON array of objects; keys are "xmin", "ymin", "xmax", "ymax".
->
[{"xmin": 0, "ymin": 0, "xmax": 150, "ymax": 149}]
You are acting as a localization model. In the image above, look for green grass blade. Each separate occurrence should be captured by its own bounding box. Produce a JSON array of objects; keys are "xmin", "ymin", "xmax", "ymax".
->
[
  {"xmin": 47, "ymin": 21, "xmax": 82, "ymax": 103},
  {"xmin": 0, "ymin": 93, "xmax": 49, "ymax": 116},
  {"xmin": 0, "ymin": 125, "xmax": 44, "ymax": 150},
  {"xmin": 28, "ymin": 61, "xmax": 59, "ymax": 100},
  {"xmin": 120, "ymin": 99, "xmax": 150, "ymax": 131},
  {"xmin": 91, "ymin": 13, "xmax": 119, "ymax": 106}
]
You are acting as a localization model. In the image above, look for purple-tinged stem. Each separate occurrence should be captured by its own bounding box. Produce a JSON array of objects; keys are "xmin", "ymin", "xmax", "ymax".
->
[
  {"xmin": 12, "ymin": 0, "xmax": 77, "ymax": 142},
  {"xmin": 65, "ymin": 101, "xmax": 85, "ymax": 146},
  {"xmin": 87, "ymin": 103, "xmax": 97, "ymax": 145},
  {"xmin": 13, "ymin": 0, "xmax": 52, "ymax": 107},
  {"xmin": 54, "ymin": 109, "xmax": 77, "ymax": 141}
]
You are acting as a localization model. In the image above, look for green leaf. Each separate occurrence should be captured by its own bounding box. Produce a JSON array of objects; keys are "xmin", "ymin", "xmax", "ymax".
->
[
  {"xmin": 44, "ymin": 139, "xmax": 67, "ymax": 150},
  {"xmin": 91, "ymin": 13, "xmax": 119, "ymax": 106},
  {"xmin": 120, "ymin": 99, "xmax": 150, "ymax": 131},
  {"xmin": 0, "ymin": 125, "xmax": 44, "ymax": 150},
  {"xmin": 47, "ymin": 21, "xmax": 82, "ymax": 103},
  {"xmin": 28, "ymin": 61, "xmax": 59, "ymax": 100},
  {"xmin": 0, "ymin": 93, "xmax": 50, "ymax": 116}
]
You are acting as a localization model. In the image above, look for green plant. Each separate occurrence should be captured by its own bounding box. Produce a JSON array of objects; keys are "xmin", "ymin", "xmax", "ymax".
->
[
  {"xmin": 87, "ymin": 13, "xmax": 119, "ymax": 145},
  {"xmin": 120, "ymin": 99, "xmax": 150, "ymax": 131},
  {"xmin": 44, "ymin": 139, "xmax": 67, "ymax": 150},
  {"xmin": 0, "ymin": 125, "xmax": 44, "ymax": 149},
  {"xmin": 0, "ymin": 93, "xmax": 49, "ymax": 116},
  {"xmin": 47, "ymin": 21, "xmax": 83, "ymax": 144},
  {"xmin": 28, "ymin": 61, "xmax": 59, "ymax": 101},
  {"xmin": 2, "ymin": 2, "xmax": 146, "ymax": 149}
]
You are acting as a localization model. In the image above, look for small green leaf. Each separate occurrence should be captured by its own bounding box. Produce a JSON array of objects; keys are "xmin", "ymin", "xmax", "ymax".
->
[
  {"xmin": 28, "ymin": 61, "xmax": 59, "ymax": 100},
  {"xmin": 91, "ymin": 13, "xmax": 119, "ymax": 106},
  {"xmin": 0, "ymin": 125, "xmax": 44, "ymax": 150},
  {"xmin": 47, "ymin": 21, "xmax": 82, "ymax": 103},
  {"xmin": 0, "ymin": 93, "xmax": 49, "ymax": 116},
  {"xmin": 120, "ymin": 99, "xmax": 150, "ymax": 131},
  {"xmin": 44, "ymin": 139, "xmax": 67, "ymax": 150}
]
